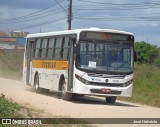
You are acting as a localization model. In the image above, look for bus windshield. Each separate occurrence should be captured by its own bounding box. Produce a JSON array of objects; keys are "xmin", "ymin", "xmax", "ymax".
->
[{"xmin": 77, "ymin": 41, "xmax": 133, "ymax": 74}]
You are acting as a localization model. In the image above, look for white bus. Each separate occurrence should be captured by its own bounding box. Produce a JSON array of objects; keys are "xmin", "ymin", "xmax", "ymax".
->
[{"xmin": 23, "ymin": 28, "xmax": 135, "ymax": 104}]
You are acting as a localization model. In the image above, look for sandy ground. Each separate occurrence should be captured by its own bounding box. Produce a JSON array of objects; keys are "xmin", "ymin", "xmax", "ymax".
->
[{"xmin": 0, "ymin": 77, "xmax": 159, "ymax": 127}]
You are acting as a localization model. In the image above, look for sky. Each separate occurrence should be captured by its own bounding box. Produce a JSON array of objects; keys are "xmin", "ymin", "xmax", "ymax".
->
[{"xmin": 0, "ymin": 0, "xmax": 160, "ymax": 46}]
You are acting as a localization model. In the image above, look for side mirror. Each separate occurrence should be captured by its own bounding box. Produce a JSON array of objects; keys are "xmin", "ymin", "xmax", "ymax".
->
[{"xmin": 134, "ymin": 51, "xmax": 137, "ymax": 62}]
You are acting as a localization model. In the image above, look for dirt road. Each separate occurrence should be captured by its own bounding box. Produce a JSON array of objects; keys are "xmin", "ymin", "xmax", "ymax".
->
[{"xmin": 0, "ymin": 78, "xmax": 159, "ymax": 127}]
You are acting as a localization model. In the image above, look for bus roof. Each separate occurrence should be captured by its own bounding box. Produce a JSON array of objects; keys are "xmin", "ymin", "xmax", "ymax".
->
[{"xmin": 27, "ymin": 28, "xmax": 133, "ymax": 38}]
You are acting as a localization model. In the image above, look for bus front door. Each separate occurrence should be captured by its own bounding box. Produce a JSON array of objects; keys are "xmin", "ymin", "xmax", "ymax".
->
[
  {"xmin": 67, "ymin": 38, "xmax": 75, "ymax": 92},
  {"xmin": 26, "ymin": 41, "xmax": 34, "ymax": 85}
]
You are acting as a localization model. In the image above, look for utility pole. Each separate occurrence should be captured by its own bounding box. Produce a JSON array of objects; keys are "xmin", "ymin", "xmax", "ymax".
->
[{"xmin": 68, "ymin": 0, "xmax": 72, "ymax": 30}]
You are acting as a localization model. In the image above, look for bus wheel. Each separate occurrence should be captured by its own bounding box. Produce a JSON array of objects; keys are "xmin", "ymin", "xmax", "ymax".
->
[
  {"xmin": 34, "ymin": 75, "xmax": 43, "ymax": 93},
  {"xmin": 62, "ymin": 83, "xmax": 72, "ymax": 101},
  {"xmin": 105, "ymin": 96, "xmax": 117, "ymax": 104}
]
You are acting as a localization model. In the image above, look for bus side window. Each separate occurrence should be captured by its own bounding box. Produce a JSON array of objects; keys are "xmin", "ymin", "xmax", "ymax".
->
[
  {"xmin": 25, "ymin": 40, "xmax": 35, "ymax": 59},
  {"xmin": 62, "ymin": 37, "xmax": 70, "ymax": 60},
  {"xmin": 41, "ymin": 39, "xmax": 48, "ymax": 59},
  {"xmin": 35, "ymin": 39, "xmax": 42, "ymax": 59},
  {"xmin": 55, "ymin": 37, "xmax": 63, "ymax": 60},
  {"xmin": 47, "ymin": 38, "xmax": 55, "ymax": 59},
  {"xmin": 32, "ymin": 41, "xmax": 36, "ymax": 58}
]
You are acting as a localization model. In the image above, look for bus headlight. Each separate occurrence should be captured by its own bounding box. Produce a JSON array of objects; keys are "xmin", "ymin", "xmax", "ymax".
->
[
  {"xmin": 75, "ymin": 74, "xmax": 90, "ymax": 85},
  {"xmin": 122, "ymin": 79, "xmax": 133, "ymax": 87}
]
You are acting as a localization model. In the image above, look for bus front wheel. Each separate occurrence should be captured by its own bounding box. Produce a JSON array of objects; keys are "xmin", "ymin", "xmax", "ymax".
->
[
  {"xmin": 34, "ymin": 75, "xmax": 43, "ymax": 93},
  {"xmin": 105, "ymin": 96, "xmax": 117, "ymax": 104},
  {"xmin": 62, "ymin": 83, "xmax": 72, "ymax": 101}
]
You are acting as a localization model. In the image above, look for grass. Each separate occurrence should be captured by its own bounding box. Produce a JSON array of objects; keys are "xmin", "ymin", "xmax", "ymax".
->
[
  {"xmin": 118, "ymin": 63, "xmax": 160, "ymax": 107},
  {"xmin": 0, "ymin": 94, "xmax": 92, "ymax": 127},
  {"xmin": 0, "ymin": 94, "xmax": 20, "ymax": 118}
]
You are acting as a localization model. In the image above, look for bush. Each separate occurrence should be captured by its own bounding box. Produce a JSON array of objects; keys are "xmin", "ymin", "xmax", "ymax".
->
[{"xmin": 135, "ymin": 41, "xmax": 159, "ymax": 64}]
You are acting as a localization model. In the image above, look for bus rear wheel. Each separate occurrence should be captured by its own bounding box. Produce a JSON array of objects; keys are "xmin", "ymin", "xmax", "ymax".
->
[
  {"xmin": 62, "ymin": 83, "xmax": 72, "ymax": 101},
  {"xmin": 105, "ymin": 96, "xmax": 117, "ymax": 104},
  {"xmin": 34, "ymin": 75, "xmax": 43, "ymax": 93}
]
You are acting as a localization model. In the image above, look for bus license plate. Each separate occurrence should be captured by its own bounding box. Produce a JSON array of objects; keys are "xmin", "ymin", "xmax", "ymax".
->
[{"xmin": 101, "ymin": 89, "xmax": 111, "ymax": 93}]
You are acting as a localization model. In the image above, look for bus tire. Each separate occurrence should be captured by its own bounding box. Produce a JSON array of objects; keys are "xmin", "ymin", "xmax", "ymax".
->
[
  {"xmin": 105, "ymin": 96, "xmax": 117, "ymax": 104},
  {"xmin": 62, "ymin": 83, "xmax": 72, "ymax": 101},
  {"xmin": 34, "ymin": 74, "xmax": 43, "ymax": 93}
]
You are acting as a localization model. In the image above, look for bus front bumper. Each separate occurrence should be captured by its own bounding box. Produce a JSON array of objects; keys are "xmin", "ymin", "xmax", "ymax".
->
[{"xmin": 73, "ymin": 80, "xmax": 133, "ymax": 97}]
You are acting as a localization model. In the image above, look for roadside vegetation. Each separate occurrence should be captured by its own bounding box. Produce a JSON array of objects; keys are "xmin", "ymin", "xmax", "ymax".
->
[
  {"xmin": 0, "ymin": 94, "xmax": 91, "ymax": 127},
  {"xmin": 119, "ymin": 63, "xmax": 160, "ymax": 107},
  {"xmin": 0, "ymin": 41, "xmax": 160, "ymax": 108},
  {"xmin": 0, "ymin": 93, "xmax": 20, "ymax": 118}
]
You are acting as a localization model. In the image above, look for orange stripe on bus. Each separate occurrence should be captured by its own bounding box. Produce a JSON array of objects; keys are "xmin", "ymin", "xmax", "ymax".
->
[{"xmin": 32, "ymin": 60, "xmax": 68, "ymax": 70}]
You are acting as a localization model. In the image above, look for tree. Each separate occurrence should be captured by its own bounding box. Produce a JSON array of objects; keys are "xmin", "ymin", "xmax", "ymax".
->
[{"xmin": 134, "ymin": 41, "xmax": 159, "ymax": 64}]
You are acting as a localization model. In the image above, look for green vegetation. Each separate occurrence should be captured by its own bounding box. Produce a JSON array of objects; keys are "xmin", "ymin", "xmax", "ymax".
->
[
  {"xmin": 119, "ymin": 63, "xmax": 160, "ymax": 107},
  {"xmin": 119, "ymin": 41, "xmax": 160, "ymax": 107},
  {"xmin": 0, "ymin": 94, "xmax": 20, "ymax": 118},
  {"xmin": 0, "ymin": 94, "xmax": 91, "ymax": 126},
  {"xmin": 135, "ymin": 41, "xmax": 160, "ymax": 66}
]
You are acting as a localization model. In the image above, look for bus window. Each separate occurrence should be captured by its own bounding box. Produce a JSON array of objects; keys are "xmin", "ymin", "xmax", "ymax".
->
[
  {"xmin": 47, "ymin": 38, "xmax": 55, "ymax": 59},
  {"xmin": 55, "ymin": 38, "xmax": 63, "ymax": 59},
  {"xmin": 62, "ymin": 37, "xmax": 70, "ymax": 60},
  {"xmin": 60, "ymin": 37, "xmax": 65, "ymax": 59},
  {"xmin": 79, "ymin": 42, "xmax": 87, "ymax": 65},
  {"xmin": 35, "ymin": 39, "xmax": 42, "ymax": 59},
  {"xmin": 32, "ymin": 41, "xmax": 36, "ymax": 58},
  {"xmin": 41, "ymin": 39, "xmax": 48, "ymax": 59}
]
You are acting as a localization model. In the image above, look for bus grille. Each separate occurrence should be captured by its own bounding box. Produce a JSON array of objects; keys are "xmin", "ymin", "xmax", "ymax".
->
[
  {"xmin": 88, "ymin": 82, "xmax": 124, "ymax": 87},
  {"xmin": 87, "ymin": 73, "xmax": 125, "ymax": 79},
  {"xmin": 90, "ymin": 89, "xmax": 122, "ymax": 95}
]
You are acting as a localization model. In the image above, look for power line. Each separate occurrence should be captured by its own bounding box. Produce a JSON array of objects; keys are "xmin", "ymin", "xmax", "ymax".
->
[
  {"xmin": 73, "ymin": 5, "xmax": 160, "ymax": 10},
  {"xmin": 0, "ymin": 0, "xmax": 65, "ymax": 21},
  {"xmin": 74, "ymin": 16, "xmax": 160, "ymax": 21},
  {"xmin": 10, "ymin": 17, "xmax": 67, "ymax": 30},
  {"xmin": 74, "ymin": 4, "xmax": 160, "ymax": 8},
  {"xmin": 73, "ymin": 0, "xmax": 160, "ymax": 22},
  {"xmin": 54, "ymin": 0, "xmax": 68, "ymax": 13},
  {"xmin": 74, "ymin": 0, "xmax": 160, "ymax": 11},
  {"xmin": 0, "ymin": 0, "xmax": 69, "ymax": 31},
  {"xmin": 76, "ymin": 12, "xmax": 160, "ymax": 17},
  {"xmin": 76, "ymin": 0, "xmax": 160, "ymax": 6},
  {"xmin": 0, "ymin": 10, "xmax": 66, "ymax": 24}
]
